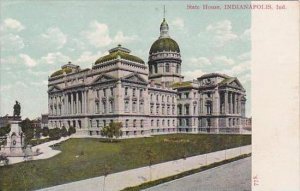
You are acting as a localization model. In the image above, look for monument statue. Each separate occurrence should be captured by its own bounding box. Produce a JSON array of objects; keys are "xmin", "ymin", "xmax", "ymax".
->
[{"xmin": 13, "ymin": 101, "xmax": 21, "ymax": 118}]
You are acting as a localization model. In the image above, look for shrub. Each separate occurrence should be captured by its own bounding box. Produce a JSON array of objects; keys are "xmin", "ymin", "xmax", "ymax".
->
[
  {"xmin": 0, "ymin": 124, "xmax": 11, "ymax": 136},
  {"xmin": 61, "ymin": 126, "xmax": 68, "ymax": 137},
  {"xmin": 68, "ymin": 126, "xmax": 76, "ymax": 136},
  {"xmin": 42, "ymin": 127, "xmax": 49, "ymax": 137},
  {"xmin": 49, "ymin": 128, "xmax": 61, "ymax": 140},
  {"xmin": 35, "ymin": 126, "xmax": 42, "ymax": 139},
  {"xmin": 100, "ymin": 122, "xmax": 123, "ymax": 142}
]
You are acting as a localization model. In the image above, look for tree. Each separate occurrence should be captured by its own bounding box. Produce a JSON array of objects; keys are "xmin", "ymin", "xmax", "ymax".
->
[
  {"xmin": 61, "ymin": 126, "xmax": 68, "ymax": 137},
  {"xmin": 100, "ymin": 122, "xmax": 123, "ymax": 142},
  {"xmin": 20, "ymin": 118, "xmax": 34, "ymax": 145},
  {"xmin": 145, "ymin": 149, "xmax": 156, "ymax": 181},
  {"xmin": 42, "ymin": 127, "xmax": 49, "ymax": 137},
  {"xmin": 0, "ymin": 154, "xmax": 9, "ymax": 166},
  {"xmin": 68, "ymin": 126, "xmax": 76, "ymax": 136},
  {"xmin": 49, "ymin": 128, "xmax": 61, "ymax": 140},
  {"xmin": 0, "ymin": 124, "xmax": 11, "ymax": 137},
  {"xmin": 35, "ymin": 126, "xmax": 42, "ymax": 139}
]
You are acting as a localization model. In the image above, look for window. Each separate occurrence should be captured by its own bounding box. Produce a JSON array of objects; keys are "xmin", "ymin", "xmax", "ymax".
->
[
  {"xmin": 176, "ymin": 64, "xmax": 179, "ymax": 73},
  {"xmin": 140, "ymin": 89, "xmax": 143, "ymax": 97},
  {"xmin": 150, "ymin": 94, "xmax": 153, "ymax": 101},
  {"xmin": 167, "ymin": 106, "xmax": 170, "ymax": 115},
  {"xmin": 96, "ymin": 120, "xmax": 99, "ymax": 127},
  {"xmin": 103, "ymin": 101, "xmax": 106, "ymax": 113},
  {"xmin": 133, "ymin": 88, "xmax": 136, "ymax": 97},
  {"xmin": 151, "ymin": 120, "xmax": 154, "ymax": 126},
  {"xmin": 139, "ymin": 102, "xmax": 144, "ymax": 113},
  {"xmin": 185, "ymin": 104, "xmax": 190, "ymax": 115},
  {"xmin": 97, "ymin": 90, "xmax": 99, "ymax": 98},
  {"xmin": 125, "ymin": 87, "xmax": 128, "ymax": 96},
  {"xmin": 178, "ymin": 94, "xmax": 182, "ymax": 99},
  {"xmin": 162, "ymin": 106, "xmax": 165, "ymax": 115},
  {"xmin": 125, "ymin": 100, "xmax": 129, "ymax": 112},
  {"xmin": 156, "ymin": 105, "xmax": 159, "ymax": 114},
  {"xmin": 166, "ymin": 63, "xmax": 170, "ymax": 72},
  {"xmin": 155, "ymin": 65, "xmax": 158, "ymax": 73},
  {"xmin": 149, "ymin": 65, "xmax": 152, "ymax": 74},
  {"xmin": 141, "ymin": 120, "xmax": 143, "ymax": 128},
  {"xmin": 109, "ymin": 100, "xmax": 113, "ymax": 113},
  {"xmin": 185, "ymin": 92, "xmax": 189, "ymax": 99},
  {"xmin": 132, "ymin": 101, "xmax": 137, "ymax": 112},
  {"xmin": 103, "ymin": 89, "xmax": 107, "ymax": 97},
  {"xmin": 162, "ymin": 119, "xmax": 165, "ymax": 126},
  {"xmin": 156, "ymin": 95, "xmax": 159, "ymax": 102},
  {"xmin": 133, "ymin": 119, "xmax": 136, "ymax": 128},
  {"xmin": 172, "ymin": 105, "xmax": 175, "ymax": 115},
  {"xmin": 96, "ymin": 102, "xmax": 99, "ymax": 113},
  {"xmin": 178, "ymin": 105, "xmax": 182, "ymax": 115},
  {"xmin": 150, "ymin": 105, "xmax": 154, "ymax": 114},
  {"xmin": 173, "ymin": 119, "xmax": 175, "ymax": 126},
  {"xmin": 194, "ymin": 92, "xmax": 196, "ymax": 98},
  {"xmin": 157, "ymin": 120, "xmax": 159, "ymax": 127},
  {"xmin": 110, "ymin": 87, "xmax": 114, "ymax": 96},
  {"xmin": 103, "ymin": 120, "xmax": 106, "ymax": 127},
  {"xmin": 125, "ymin": 119, "xmax": 129, "ymax": 128},
  {"xmin": 193, "ymin": 106, "xmax": 196, "ymax": 115},
  {"xmin": 185, "ymin": 119, "xmax": 189, "ymax": 126},
  {"xmin": 167, "ymin": 120, "xmax": 170, "ymax": 126}
]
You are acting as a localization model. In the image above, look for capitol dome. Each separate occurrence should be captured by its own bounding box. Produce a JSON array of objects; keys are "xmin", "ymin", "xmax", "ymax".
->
[
  {"xmin": 149, "ymin": 37, "xmax": 180, "ymax": 54},
  {"xmin": 149, "ymin": 18, "xmax": 180, "ymax": 54}
]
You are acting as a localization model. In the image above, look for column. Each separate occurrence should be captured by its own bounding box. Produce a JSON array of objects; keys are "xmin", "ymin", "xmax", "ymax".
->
[
  {"xmin": 76, "ymin": 91, "xmax": 79, "ymax": 114},
  {"xmin": 71, "ymin": 93, "xmax": 74, "ymax": 114},
  {"xmin": 232, "ymin": 93, "xmax": 235, "ymax": 114},
  {"xmin": 224, "ymin": 91, "xmax": 228, "ymax": 114}
]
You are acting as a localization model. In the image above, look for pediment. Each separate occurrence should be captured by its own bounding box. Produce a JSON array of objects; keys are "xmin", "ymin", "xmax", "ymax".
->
[
  {"xmin": 92, "ymin": 74, "xmax": 117, "ymax": 84},
  {"xmin": 122, "ymin": 73, "xmax": 147, "ymax": 84},
  {"xmin": 48, "ymin": 86, "xmax": 62, "ymax": 93}
]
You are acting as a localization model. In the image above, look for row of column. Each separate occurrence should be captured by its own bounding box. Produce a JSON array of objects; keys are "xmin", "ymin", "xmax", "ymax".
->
[
  {"xmin": 63, "ymin": 90, "xmax": 88, "ymax": 115},
  {"xmin": 223, "ymin": 91, "xmax": 242, "ymax": 114}
]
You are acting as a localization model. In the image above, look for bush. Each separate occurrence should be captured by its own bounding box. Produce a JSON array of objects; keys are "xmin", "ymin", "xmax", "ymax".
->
[
  {"xmin": 68, "ymin": 126, "xmax": 76, "ymax": 136},
  {"xmin": 61, "ymin": 126, "xmax": 68, "ymax": 137},
  {"xmin": 35, "ymin": 126, "xmax": 42, "ymax": 139},
  {"xmin": 100, "ymin": 122, "xmax": 123, "ymax": 142},
  {"xmin": 0, "ymin": 124, "xmax": 11, "ymax": 136},
  {"xmin": 42, "ymin": 127, "xmax": 49, "ymax": 137},
  {"xmin": 49, "ymin": 128, "xmax": 61, "ymax": 140}
]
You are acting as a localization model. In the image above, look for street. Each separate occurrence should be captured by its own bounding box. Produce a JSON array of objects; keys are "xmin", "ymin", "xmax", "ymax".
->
[{"xmin": 144, "ymin": 157, "xmax": 251, "ymax": 191}]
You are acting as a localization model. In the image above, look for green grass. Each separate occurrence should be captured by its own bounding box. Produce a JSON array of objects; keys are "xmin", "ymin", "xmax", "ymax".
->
[
  {"xmin": 0, "ymin": 134, "xmax": 251, "ymax": 191},
  {"xmin": 122, "ymin": 153, "xmax": 252, "ymax": 191}
]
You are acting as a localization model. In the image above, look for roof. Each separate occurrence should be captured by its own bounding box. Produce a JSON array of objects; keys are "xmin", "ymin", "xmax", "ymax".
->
[
  {"xmin": 95, "ymin": 45, "xmax": 144, "ymax": 65},
  {"xmin": 50, "ymin": 67, "xmax": 73, "ymax": 77},
  {"xmin": 149, "ymin": 37, "xmax": 180, "ymax": 54},
  {"xmin": 197, "ymin": 73, "xmax": 229, "ymax": 80},
  {"xmin": 171, "ymin": 81, "xmax": 192, "ymax": 88}
]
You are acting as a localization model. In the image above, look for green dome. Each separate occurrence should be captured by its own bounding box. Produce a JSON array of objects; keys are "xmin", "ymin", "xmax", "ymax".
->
[
  {"xmin": 95, "ymin": 45, "xmax": 145, "ymax": 65},
  {"xmin": 149, "ymin": 37, "xmax": 180, "ymax": 54}
]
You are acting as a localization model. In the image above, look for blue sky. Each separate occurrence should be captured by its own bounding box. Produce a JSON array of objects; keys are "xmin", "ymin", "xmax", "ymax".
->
[{"xmin": 0, "ymin": 0, "xmax": 251, "ymax": 118}]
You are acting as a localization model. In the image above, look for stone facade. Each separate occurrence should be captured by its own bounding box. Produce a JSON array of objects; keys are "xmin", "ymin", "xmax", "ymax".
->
[{"xmin": 47, "ymin": 18, "xmax": 247, "ymax": 137}]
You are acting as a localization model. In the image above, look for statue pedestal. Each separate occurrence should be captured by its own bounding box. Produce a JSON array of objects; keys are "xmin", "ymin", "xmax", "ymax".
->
[{"xmin": 1, "ymin": 121, "xmax": 25, "ymax": 157}]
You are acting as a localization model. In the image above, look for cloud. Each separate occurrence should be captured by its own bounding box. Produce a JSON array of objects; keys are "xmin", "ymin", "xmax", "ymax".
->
[
  {"xmin": 182, "ymin": 69, "xmax": 205, "ymax": 81},
  {"xmin": 238, "ymin": 52, "xmax": 251, "ymax": 61},
  {"xmin": 187, "ymin": 57, "xmax": 211, "ymax": 69},
  {"xmin": 82, "ymin": 21, "xmax": 137, "ymax": 48},
  {"xmin": 0, "ymin": 18, "xmax": 25, "ymax": 32},
  {"xmin": 40, "ymin": 52, "xmax": 70, "ymax": 65},
  {"xmin": 0, "ymin": 34, "xmax": 25, "ymax": 51},
  {"xmin": 113, "ymin": 31, "xmax": 137, "ymax": 44},
  {"xmin": 41, "ymin": 27, "xmax": 67, "ymax": 49},
  {"xmin": 76, "ymin": 51, "xmax": 102, "ymax": 66},
  {"xmin": 213, "ymin": 56, "xmax": 235, "ymax": 65},
  {"xmin": 206, "ymin": 20, "xmax": 238, "ymax": 47},
  {"xmin": 19, "ymin": 54, "xmax": 37, "ymax": 67},
  {"xmin": 170, "ymin": 18, "xmax": 184, "ymax": 30},
  {"xmin": 240, "ymin": 28, "xmax": 250, "ymax": 41},
  {"xmin": 82, "ymin": 21, "xmax": 112, "ymax": 48}
]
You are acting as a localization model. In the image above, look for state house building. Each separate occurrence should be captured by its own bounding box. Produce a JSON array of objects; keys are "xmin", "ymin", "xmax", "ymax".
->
[{"xmin": 47, "ymin": 18, "xmax": 247, "ymax": 137}]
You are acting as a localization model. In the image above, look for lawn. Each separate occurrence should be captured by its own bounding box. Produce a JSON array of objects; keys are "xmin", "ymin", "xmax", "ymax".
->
[{"xmin": 0, "ymin": 134, "xmax": 251, "ymax": 191}]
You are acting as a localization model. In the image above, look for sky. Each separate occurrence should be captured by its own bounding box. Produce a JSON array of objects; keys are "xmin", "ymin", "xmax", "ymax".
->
[{"xmin": 0, "ymin": 0, "xmax": 251, "ymax": 119}]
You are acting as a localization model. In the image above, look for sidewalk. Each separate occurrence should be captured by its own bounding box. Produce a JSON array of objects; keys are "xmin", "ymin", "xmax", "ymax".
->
[{"xmin": 39, "ymin": 145, "xmax": 251, "ymax": 191}]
